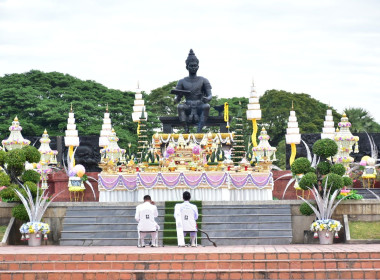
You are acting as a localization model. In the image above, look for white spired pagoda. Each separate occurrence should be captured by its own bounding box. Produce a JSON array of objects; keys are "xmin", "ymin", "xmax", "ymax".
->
[
  {"xmin": 99, "ymin": 105, "xmax": 112, "ymax": 148},
  {"xmin": 321, "ymin": 109, "xmax": 335, "ymax": 140},
  {"xmin": 2, "ymin": 116, "xmax": 30, "ymax": 151},
  {"xmin": 64, "ymin": 105, "xmax": 79, "ymax": 147}
]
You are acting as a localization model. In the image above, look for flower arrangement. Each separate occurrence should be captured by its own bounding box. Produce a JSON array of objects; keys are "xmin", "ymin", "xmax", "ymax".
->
[
  {"xmin": 13, "ymin": 182, "xmax": 62, "ymax": 244},
  {"xmin": 310, "ymin": 219, "xmax": 342, "ymax": 238},
  {"xmin": 337, "ymin": 122, "xmax": 351, "ymax": 127},
  {"xmin": 299, "ymin": 179, "xmax": 348, "ymax": 244},
  {"xmin": 192, "ymin": 145, "xmax": 201, "ymax": 155},
  {"xmin": 20, "ymin": 222, "xmax": 50, "ymax": 240},
  {"xmin": 166, "ymin": 146, "xmax": 175, "ymax": 156}
]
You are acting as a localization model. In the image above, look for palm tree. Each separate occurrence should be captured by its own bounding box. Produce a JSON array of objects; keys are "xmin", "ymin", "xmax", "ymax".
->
[{"xmin": 344, "ymin": 107, "xmax": 380, "ymax": 133}]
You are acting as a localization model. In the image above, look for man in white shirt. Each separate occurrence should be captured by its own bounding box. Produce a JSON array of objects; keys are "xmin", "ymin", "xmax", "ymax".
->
[
  {"xmin": 174, "ymin": 191, "xmax": 198, "ymax": 247},
  {"xmin": 135, "ymin": 195, "xmax": 159, "ymax": 247}
]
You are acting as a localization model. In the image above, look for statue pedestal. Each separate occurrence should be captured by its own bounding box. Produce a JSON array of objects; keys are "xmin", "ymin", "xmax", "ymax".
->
[{"xmin": 159, "ymin": 116, "xmax": 230, "ymax": 133}]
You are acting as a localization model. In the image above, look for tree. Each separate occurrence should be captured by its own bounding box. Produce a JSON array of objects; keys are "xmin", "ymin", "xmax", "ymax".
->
[
  {"xmin": 344, "ymin": 107, "xmax": 380, "ymax": 133},
  {"xmin": 0, "ymin": 70, "xmax": 137, "ymax": 149},
  {"xmin": 260, "ymin": 90, "xmax": 341, "ymax": 147}
]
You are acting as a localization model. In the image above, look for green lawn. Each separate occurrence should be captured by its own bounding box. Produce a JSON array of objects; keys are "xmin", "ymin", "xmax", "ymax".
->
[
  {"xmin": 0, "ymin": 225, "xmax": 7, "ymax": 240},
  {"xmin": 349, "ymin": 221, "xmax": 380, "ymax": 240}
]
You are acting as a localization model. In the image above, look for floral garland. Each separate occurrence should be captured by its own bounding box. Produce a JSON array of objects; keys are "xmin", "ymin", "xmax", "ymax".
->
[
  {"xmin": 99, "ymin": 172, "xmax": 273, "ymax": 191},
  {"xmin": 338, "ymin": 122, "xmax": 351, "ymax": 127},
  {"xmin": 20, "ymin": 222, "xmax": 50, "ymax": 240}
]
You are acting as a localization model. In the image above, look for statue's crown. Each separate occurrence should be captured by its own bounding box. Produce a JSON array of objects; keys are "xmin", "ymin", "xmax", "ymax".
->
[{"xmin": 186, "ymin": 49, "xmax": 199, "ymax": 65}]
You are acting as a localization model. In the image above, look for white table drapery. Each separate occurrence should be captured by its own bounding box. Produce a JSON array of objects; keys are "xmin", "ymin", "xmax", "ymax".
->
[{"xmin": 98, "ymin": 171, "xmax": 273, "ymax": 202}]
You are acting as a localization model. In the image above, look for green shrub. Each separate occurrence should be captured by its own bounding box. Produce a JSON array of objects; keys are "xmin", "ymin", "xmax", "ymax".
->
[
  {"xmin": 13, "ymin": 182, "xmax": 41, "ymax": 202},
  {"xmin": 317, "ymin": 161, "xmax": 331, "ymax": 175},
  {"xmin": 343, "ymin": 176, "xmax": 353, "ymax": 187},
  {"xmin": 0, "ymin": 150, "xmax": 6, "ymax": 165},
  {"xmin": 0, "ymin": 172, "xmax": 10, "ymax": 187},
  {"xmin": 12, "ymin": 204, "xmax": 29, "ymax": 222},
  {"xmin": 5, "ymin": 149, "xmax": 26, "ymax": 168},
  {"xmin": 22, "ymin": 146, "xmax": 41, "ymax": 163},
  {"xmin": 322, "ymin": 173, "xmax": 344, "ymax": 192},
  {"xmin": 291, "ymin": 157, "xmax": 311, "ymax": 175},
  {"xmin": 0, "ymin": 187, "xmax": 17, "ymax": 202},
  {"xmin": 300, "ymin": 202, "xmax": 315, "ymax": 216},
  {"xmin": 299, "ymin": 172, "xmax": 317, "ymax": 190},
  {"xmin": 331, "ymin": 164, "xmax": 346, "ymax": 176},
  {"xmin": 21, "ymin": 170, "xmax": 41, "ymax": 184},
  {"xmin": 308, "ymin": 167, "xmax": 316, "ymax": 174},
  {"xmin": 312, "ymin": 139, "xmax": 338, "ymax": 158}
]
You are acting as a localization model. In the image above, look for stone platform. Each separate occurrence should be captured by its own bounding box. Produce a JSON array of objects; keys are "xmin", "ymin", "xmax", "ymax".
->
[{"xmin": 1, "ymin": 244, "xmax": 380, "ymax": 279}]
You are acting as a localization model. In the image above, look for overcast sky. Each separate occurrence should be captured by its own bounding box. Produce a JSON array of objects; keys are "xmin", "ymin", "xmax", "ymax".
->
[{"xmin": 1, "ymin": 0, "xmax": 380, "ymax": 123}]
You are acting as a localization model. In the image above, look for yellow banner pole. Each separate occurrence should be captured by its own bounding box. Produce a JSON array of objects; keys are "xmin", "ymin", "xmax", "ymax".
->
[
  {"xmin": 252, "ymin": 119, "xmax": 258, "ymax": 147},
  {"xmin": 290, "ymin": 143, "xmax": 296, "ymax": 166}
]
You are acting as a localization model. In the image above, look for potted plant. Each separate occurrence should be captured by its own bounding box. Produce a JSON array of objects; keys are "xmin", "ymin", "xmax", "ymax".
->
[
  {"xmin": 13, "ymin": 182, "xmax": 62, "ymax": 246},
  {"xmin": 299, "ymin": 178, "xmax": 347, "ymax": 245}
]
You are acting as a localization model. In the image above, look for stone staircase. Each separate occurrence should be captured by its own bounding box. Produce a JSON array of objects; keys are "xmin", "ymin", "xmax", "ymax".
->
[
  {"xmin": 60, "ymin": 204, "xmax": 292, "ymax": 246},
  {"xmin": 2, "ymin": 247, "xmax": 380, "ymax": 279},
  {"xmin": 201, "ymin": 204, "xmax": 292, "ymax": 245},
  {"xmin": 60, "ymin": 206, "xmax": 165, "ymax": 246},
  {"xmin": 353, "ymin": 188, "xmax": 380, "ymax": 199}
]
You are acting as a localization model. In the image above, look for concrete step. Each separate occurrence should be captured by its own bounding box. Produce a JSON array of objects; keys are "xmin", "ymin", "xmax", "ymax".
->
[
  {"xmin": 203, "ymin": 229, "xmax": 292, "ymax": 238},
  {"xmin": 201, "ymin": 221, "xmax": 291, "ymax": 230},
  {"xmin": 62, "ymin": 216, "xmax": 165, "ymax": 224},
  {"xmin": 202, "ymin": 214, "xmax": 291, "ymax": 223},
  {"xmin": 65, "ymin": 209, "xmax": 165, "ymax": 217},
  {"xmin": 61, "ymin": 230, "xmax": 164, "ymax": 239},
  {"xmin": 353, "ymin": 188, "xmax": 380, "ymax": 199},
  {"xmin": 3, "ymin": 251, "xmax": 379, "ymax": 279}
]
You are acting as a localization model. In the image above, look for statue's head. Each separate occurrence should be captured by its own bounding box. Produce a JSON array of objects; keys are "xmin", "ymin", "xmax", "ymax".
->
[{"xmin": 185, "ymin": 49, "xmax": 199, "ymax": 74}]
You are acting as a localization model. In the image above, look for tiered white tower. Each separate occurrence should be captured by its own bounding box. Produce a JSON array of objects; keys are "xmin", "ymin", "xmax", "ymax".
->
[
  {"xmin": 285, "ymin": 106, "xmax": 301, "ymax": 144},
  {"xmin": 132, "ymin": 84, "xmax": 147, "ymax": 122},
  {"xmin": 99, "ymin": 105, "xmax": 112, "ymax": 148},
  {"xmin": 252, "ymin": 128, "xmax": 277, "ymax": 161},
  {"xmin": 321, "ymin": 109, "xmax": 335, "ymax": 140},
  {"xmin": 100, "ymin": 128, "xmax": 126, "ymax": 163},
  {"xmin": 246, "ymin": 81, "xmax": 262, "ymax": 120},
  {"xmin": 2, "ymin": 116, "xmax": 31, "ymax": 150},
  {"xmin": 333, "ymin": 113, "xmax": 359, "ymax": 169},
  {"xmin": 64, "ymin": 106, "xmax": 79, "ymax": 147},
  {"xmin": 38, "ymin": 129, "xmax": 58, "ymax": 165}
]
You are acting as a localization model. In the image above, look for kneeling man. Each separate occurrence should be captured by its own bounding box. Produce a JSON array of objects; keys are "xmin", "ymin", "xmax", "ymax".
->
[
  {"xmin": 135, "ymin": 195, "xmax": 159, "ymax": 247},
  {"xmin": 174, "ymin": 191, "xmax": 198, "ymax": 247}
]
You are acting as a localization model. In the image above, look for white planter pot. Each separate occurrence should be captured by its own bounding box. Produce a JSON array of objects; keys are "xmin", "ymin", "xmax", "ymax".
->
[
  {"xmin": 317, "ymin": 230, "xmax": 334, "ymax": 245},
  {"xmin": 28, "ymin": 233, "xmax": 42, "ymax": 247}
]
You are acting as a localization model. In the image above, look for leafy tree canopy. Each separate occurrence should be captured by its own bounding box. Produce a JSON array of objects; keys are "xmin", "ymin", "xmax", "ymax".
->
[{"xmin": 2, "ymin": 70, "xmax": 378, "ymax": 164}]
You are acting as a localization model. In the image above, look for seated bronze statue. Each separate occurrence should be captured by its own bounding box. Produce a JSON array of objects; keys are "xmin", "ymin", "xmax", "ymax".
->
[{"xmin": 171, "ymin": 49, "xmax": 212, "ymax": 133}]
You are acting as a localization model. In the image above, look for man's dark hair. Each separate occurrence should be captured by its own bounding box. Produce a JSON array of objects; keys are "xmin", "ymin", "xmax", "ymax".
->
[
  {"xmin": 183, "ymin": 191, "xmax": 191, "ymax": 201},
  {"xmin": 143, "ymin": 195, "xmax": 151, "ymax": 201}
]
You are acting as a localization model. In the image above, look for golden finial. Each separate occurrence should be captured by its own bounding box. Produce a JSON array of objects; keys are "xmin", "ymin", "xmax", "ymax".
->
[
  {"xmin": 343, "ymin": 113, "xmax": 347, "ymax": 117},
  {"xmin": 70, "ymin": 103, "xmax": 73, "ymax": 113},
  {"xmin": 44, "ymin": 129, "xmax": 48, "ymax": 134},
  {"xmin": 14, "ymin": 116, "xmax": 18, "ymax": 121},
  {"xmin": 262, "ymin": 127, "xmax": 266, "ymax": 131},
  {"xmin": 111, "ymin": 128, "xmax": 115, "ymax": 133},
  {"xmin": 291, "ymin": 101, "xmax": 294, "ymax": 110},
  {"xmin": 106, "ymin": 103, "xmax": 109, "ymax": 112},
  {"xmin": 336, "ymin": 127, "xmax": 340, "ymax": 132},
  {"xmin": 137, "ymin": 81, "xmax": 140, "ymax": 89}
]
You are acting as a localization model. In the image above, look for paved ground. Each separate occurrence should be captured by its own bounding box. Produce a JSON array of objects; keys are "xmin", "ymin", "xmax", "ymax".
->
[{"xmin": 2, "ymin": 244, "xmax": 380, "ymax": 254}]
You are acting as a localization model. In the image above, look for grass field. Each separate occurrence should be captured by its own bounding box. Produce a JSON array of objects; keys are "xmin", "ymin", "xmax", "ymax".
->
[
  {"xmin": 0, "ymin": 225, "xmax": 7, "ymax": 240},
  {"xmin": 349, "ymin": 221, "xmax": 380, "ymax": 240}
]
